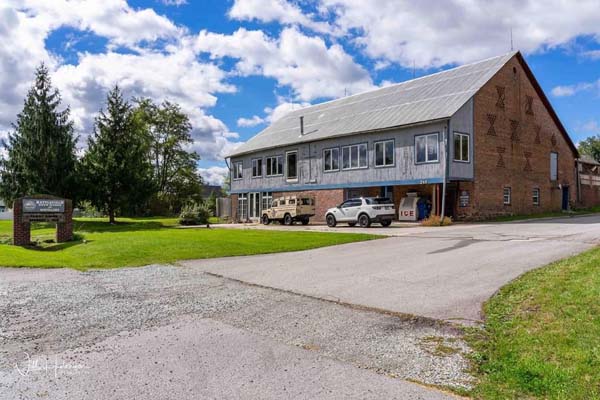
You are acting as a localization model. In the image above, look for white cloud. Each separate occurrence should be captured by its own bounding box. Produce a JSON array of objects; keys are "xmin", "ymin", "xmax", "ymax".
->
[
  {"xmin": 195, "ymin": 27, "xmax": 374, "ymax": 101},
  {"xmin": 198, "ymin": 166, "xmax": 229, "ymax": 186},
  {"xmin": 311, "ymin": 0, "xmax": 600, "ymax": 69},
  {"xmin": 228, "ymin": 0, "xmax": 332, "ymax": 34},
  {"xmin": 551, "ymin": 80, "xmax": 599, "ymax": 97},
  {"xmin": 264, "ymin": 100, "xmax": 311, "ymax": 123},
  {"xmin": 160, "ymin": 0, "xmax": 188, "ymax": 6},
  {"xmin": 237, "ymin": 115, "xmax": 265, "ymax": 127},
  {"xmin": 581, "ymin": 49, "xmax": 600, "ymax": 60}
]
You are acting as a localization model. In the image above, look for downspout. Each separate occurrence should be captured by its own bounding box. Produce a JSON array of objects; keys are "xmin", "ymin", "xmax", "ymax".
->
[
  {"xmin": 224, "ymin": 157, "xmax": 232, "ymax": 220},
  {"xmin": 440, "ymin": 121, "xmax": 449, "ymax": 224}
]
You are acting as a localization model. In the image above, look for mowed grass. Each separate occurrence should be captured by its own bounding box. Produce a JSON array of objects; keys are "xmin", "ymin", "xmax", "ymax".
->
[
  {"xmin": 469, "ymin": 247, "xmax": 600, "ymax": 399},
  {"xmin": 0, "ymin": 218, "xmax": 379, "ymax": 270}
]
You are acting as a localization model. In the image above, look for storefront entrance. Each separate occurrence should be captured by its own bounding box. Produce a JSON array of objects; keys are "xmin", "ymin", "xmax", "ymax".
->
[{"xmin": 249, "ymin": 192, "xmax": 261, "ymax": 219}]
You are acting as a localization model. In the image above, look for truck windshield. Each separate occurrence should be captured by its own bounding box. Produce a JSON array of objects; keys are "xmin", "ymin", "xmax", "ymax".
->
[
  {"xmin": 300, "ymin": 199, "xmax": 313, "ymax": 205},
  {"xmin": 365, "ymin": 198, "xmax": 392, "ymax": 205}
]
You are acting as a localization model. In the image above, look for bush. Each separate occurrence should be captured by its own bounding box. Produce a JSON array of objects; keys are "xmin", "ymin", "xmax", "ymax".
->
[
  {"xmin": 178, "ymin": 203, "xmax": 212, "ymax": 226},
  {"xmin": 421, "ymin": 215, "xmax": 453, "ymax": 226}
]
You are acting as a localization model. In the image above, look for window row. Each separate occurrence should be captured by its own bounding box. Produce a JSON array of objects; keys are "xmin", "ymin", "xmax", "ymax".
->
[
  {"xmin": 503, "ymin": 187, "xmax": 541, "ymax": 206},
  {"xmin": 233, "ymin": 132, "xmax": 470, "ymax": 179}
]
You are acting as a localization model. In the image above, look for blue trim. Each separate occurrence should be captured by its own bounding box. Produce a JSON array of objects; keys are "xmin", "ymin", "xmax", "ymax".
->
[{"xmin": 230, "ymin": 177, "xmax": 444, "ymax": 194}]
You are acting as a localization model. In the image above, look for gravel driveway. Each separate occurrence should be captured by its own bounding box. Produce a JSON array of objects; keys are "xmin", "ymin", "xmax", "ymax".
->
[{"xmin": 1, "ymin": 266, "xmax": 468, "ymax": 399}]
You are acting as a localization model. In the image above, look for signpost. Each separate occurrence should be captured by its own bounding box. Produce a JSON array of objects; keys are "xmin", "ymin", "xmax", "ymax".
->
[{"xmin": 13, "ymin": 196, "xmax": 73, "ymax": 246}]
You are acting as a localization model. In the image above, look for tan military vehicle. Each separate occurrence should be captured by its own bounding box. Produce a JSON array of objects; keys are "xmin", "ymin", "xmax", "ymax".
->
[{"xmin": 261, "ymin": 196, "xmax": 315, "ymax": 225}]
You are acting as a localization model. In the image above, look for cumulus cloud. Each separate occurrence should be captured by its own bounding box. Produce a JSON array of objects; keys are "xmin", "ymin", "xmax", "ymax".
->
[
  {"xmin": 195, "ymin": 27, "xmax": 373, "ymax": 101},
  {"xmin": 160, "ymin": 0, "xmax": 188, "ymax": 6},
  {"xmin": 551, "ymin": 80, "xmax": 599, "ymax": 97},
  {"xmin": 198, "ymin": 166, "xmax": 229, "ymax": 186},
  {"xmin": 228, "ymin": 0, "xmax": 333, "ymax": 34},
  {"xmin": 237, "ymin": 115, "xmax": 265, "ymax": 127},
  {"xmin": 231, "ymin": 0, "xmax": 600, "ymax": 69}
]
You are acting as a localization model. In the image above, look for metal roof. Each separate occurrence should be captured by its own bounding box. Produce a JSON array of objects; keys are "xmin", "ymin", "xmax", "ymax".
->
[{"xmin": 228, "ymin": 51, "xmax": 518, "ymax": 157}]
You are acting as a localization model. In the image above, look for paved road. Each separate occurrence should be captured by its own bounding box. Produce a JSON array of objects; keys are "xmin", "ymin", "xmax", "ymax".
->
[{"xmin": 185, "ymin": 215, "xmax": 600, "ymax": 324}]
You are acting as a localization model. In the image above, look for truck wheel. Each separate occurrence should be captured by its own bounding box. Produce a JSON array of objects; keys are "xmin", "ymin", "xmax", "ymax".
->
[
  {"xmin": 326, "ymin": 214, "xmax": 337, "ymax": 227},
  {"xmin": 348, "ymin": 222, "xmax": 357, "ymax": 227},
  {"xmin": 380, "ymin": 220, "xmax": 392, "ymax": 227},
  {"xmin": 301, "ymin": 217, "xmax": 309, "ymax": 225},
  {"xmin": 358, "ymin": 214, "xmax": 371, "ymax": 228},
  {"xmin": 261, "ymin": 215, "xmax": 270, "ymax": 225},
  {"xmin": 283, "ymin": 213, "xmax": 293, "ymax": 225}
]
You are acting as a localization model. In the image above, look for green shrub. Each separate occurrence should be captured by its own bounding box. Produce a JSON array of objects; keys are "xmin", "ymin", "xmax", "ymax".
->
[{"xmin": 179, "ymin": 203, "xmax": 212, "ymax": 226}]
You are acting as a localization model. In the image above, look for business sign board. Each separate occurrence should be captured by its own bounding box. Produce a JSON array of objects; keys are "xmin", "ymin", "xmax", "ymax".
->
[{"xmin": 23, "ymin": 199, "xmax": 65, "ymax": 213}]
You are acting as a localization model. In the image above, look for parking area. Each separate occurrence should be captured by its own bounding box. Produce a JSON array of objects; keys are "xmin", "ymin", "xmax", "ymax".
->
[{"xmin": 186, "ymin": 215, "xmax": 600, "ymax": 324}]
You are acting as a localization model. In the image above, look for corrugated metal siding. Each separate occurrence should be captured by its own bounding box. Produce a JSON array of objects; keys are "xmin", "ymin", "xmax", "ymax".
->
[{"xmin": 229, "ymin": 52, "xmax": 516, "ymax": 157}]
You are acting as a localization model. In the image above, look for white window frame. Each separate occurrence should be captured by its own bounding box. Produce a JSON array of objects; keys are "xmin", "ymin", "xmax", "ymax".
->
[
  {"xmin": 415, "ymin": 133, "xmax": 440, "ymax": 164},
  {"xmin": 503, "ymin": 187, "xmax": 512, "ymax": 205},
  {"xmin": 323, "ymin": 147, "xmax": 340, "ymax": 172},
  {"xmin": 261, "ymin": 192, "xmax": 272, "ymax": 210},
  {"xmin": 286, "ymin": 150, "xmax": 298, "ymax": 181},
  {"xmin": 238, "ymin": 193, "xmax": 248, "ymax": 220},
  {"xmin": 251, "ymin": 158, "xmax": 263, "ymax": 178},
  {"xmin": 550, "ymin": 152, "xmax": 558, "ymax": 181},
  {"xmin": 374, "ymin": 139, "xmax": 395, "ymax": 167},
  {"xmin": 266, "ymin": 155, "xmax": 283, "ymax": 177},
  {"xmin": 453, "ymin": 132, "xmax": 470, "ymax": 162},
  {"xmin": 341, "ymin": 143, "xmax": 368, "ymax": 170},
  {"xmin": 533, "ymin": 188, "xmax": 540, "ymax": 206},
  {"xmin": 233, "ymin": 161, "xmax": 243, "ymax": 180}
]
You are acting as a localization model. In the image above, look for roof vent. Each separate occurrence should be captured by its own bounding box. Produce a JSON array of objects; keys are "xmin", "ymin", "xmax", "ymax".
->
[{"xmin": 300, "ymin": 116, "xmax": 304, "ymax": 135}]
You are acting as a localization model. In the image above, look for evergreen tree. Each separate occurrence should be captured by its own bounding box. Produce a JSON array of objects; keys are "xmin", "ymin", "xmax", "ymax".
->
[
  {"xmin": 0, "ymin": 64, "xmax": 79, "ymax": 203},
  {"xmin": 82, "ymin": 86, "xmax": 154, "ymax": 223}
]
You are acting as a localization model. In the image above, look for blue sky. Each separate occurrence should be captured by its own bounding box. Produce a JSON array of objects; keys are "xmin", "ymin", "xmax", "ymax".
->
[{"xmin": 2, "ymin": 0, "xmax": 600, "ymax": 184}]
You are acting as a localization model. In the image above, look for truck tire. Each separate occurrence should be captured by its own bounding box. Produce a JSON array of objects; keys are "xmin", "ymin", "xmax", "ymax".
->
[
  {"xmin": 326, "ymin": 214, "xmax": 337, "ymax": 227},
  {"xmin": 301, "ymin": 217, "xmax": 309, "ymax": 225},
  {"xmin": 261, "ymin": 214, "xmax": 270, "ymax": 225},
  {"xmin": 283, "ymin": 213, "xmax": 293, "ymax": 225},
  {"xmin": 358, "ymin": 213, "xmax": 371, "ymax": 228}
]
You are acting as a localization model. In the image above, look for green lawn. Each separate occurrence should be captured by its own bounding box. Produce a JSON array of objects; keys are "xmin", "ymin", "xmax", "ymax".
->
[
  {"xmin": 469, "ymin": 247, "xmax": 600, "ymax": 399},
  {"xmin": 0, "ymin": 218, "xmax": 379, "ymax": 270},
  {"xmin": 491, "ymin": 205, "xmax": 600, "ymax": 222}
]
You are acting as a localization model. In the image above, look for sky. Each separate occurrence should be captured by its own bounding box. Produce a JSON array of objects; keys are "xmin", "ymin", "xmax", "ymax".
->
[{"xmin": 2, "ymin": 0, "xmax": 600, "ymax": 186}]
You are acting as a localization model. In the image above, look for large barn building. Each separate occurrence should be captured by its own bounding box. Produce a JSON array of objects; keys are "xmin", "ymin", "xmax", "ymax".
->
[{"xmin": 227, "ymin": 51, "xmax": 585, "ymax": 222}]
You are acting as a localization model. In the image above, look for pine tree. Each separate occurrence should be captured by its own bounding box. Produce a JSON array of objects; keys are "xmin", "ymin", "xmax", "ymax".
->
[
  {"xmin": 0, "ymin": 64, "xmax": 79, "ymax": 204},
  {"xmin": 82, "ymin": 86, "xmax": 154, "ymax": 223}
]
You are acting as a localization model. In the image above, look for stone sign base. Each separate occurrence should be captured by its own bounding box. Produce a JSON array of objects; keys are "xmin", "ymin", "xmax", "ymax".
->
[{"xmin": 13, "ymin": 197, "xmax": 73, "ymax": 246}]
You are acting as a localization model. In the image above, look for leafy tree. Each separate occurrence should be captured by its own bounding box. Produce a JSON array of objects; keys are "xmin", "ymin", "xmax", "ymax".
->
[
  {"xmin": 134, "ymin": 99, "xmax": 203, "ymax": 214},
  {"xmin": 0, "ymin": 64, "xmax": 79, "ymax": 204},
  {"xmin": 206, "ymin": 190, "xmax": 218, "ymax": 216},
  {"xmin": 578, "ymin": 135, "xmax": 600, "ymax": 162},
  {"xmin": 81, "ymin": 86, "xmax": 154, "ymax": 223}
]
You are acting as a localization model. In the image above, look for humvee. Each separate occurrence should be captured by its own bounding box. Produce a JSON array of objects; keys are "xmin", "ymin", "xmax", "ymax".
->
[{"xmin": 261, "ymin": 196, "xmax": 315, "ymax": 225}]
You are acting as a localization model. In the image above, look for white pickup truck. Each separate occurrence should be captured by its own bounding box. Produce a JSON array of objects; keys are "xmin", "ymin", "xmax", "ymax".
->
[{"xmin": 325, "ymin": 197, "xmax": 395, "ymax": 228}]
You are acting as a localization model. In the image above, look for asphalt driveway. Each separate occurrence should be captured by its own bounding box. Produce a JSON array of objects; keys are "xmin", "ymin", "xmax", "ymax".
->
[{"xmin": 185, "ymin": 215, "xmax": 600, "ymax": 324}]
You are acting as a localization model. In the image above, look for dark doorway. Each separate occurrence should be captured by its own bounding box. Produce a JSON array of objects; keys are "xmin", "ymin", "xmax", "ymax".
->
[
  {"xmin": 561, "ymin": 186, "xmax": 570, "ymax": 210},
  {"xmin": 444, "ymin": 183, "xmax": 458, "ymax": 218}
]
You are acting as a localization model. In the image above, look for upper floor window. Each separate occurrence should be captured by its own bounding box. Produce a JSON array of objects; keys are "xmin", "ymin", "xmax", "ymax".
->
[
  {"xmin": 286, "ymin": 151, "xmax": 298, "ymax": 181},
  {"xmin": 252, "ymin": 158, "xmax": 263, "ymax": 178},
  {"xmin": 266, "ymin": 156, "xmax": 283, "ymax": 176},
  {"xmin": 324, "ymin": 148, "xmax": 340, "ymax": 172},
  {"xmin": 375, "ymin": 140, "xmax": 394, "ymax": 167},
  {"xmin": 415, "ymin": 133, "xmax": 439, "ymax": 163},
  {"xmin": 342, "ymin": 143, "xmax": 367, "ymax": 170},
  {"xmin": 233, "ymin": 161, "xmax": 243, "ymax": 180},
  {"xmin": 550, "ymin": 152, "xmax": 558, "ymax": 181},
  {"xmin": 453, "ymin": 132, "xmax": 470, "ymax": 162}
]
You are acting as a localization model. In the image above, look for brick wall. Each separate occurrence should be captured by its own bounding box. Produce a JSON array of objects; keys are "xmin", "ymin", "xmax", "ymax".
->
[
  {"xmin": 466, "ymin": 56, "xmax": 577, "ymax": 219},
  {"xmin": 12, "ymin": 199, "xmax": 30, "ymax": 246},
  {"xmin": 273, "ymin": 189, "xmax": 344, "ymax": 222}
]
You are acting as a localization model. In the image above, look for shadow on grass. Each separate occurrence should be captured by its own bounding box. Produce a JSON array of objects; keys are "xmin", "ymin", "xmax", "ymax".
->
[{"xmin": 72, "ymin": 220, "xmax": 169, "ymax": 233}]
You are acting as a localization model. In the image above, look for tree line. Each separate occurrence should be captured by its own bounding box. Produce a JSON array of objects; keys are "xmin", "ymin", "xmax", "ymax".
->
[{"xmin": 0, "ymin": 65, "xmax": 215, "ymax": 223}]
